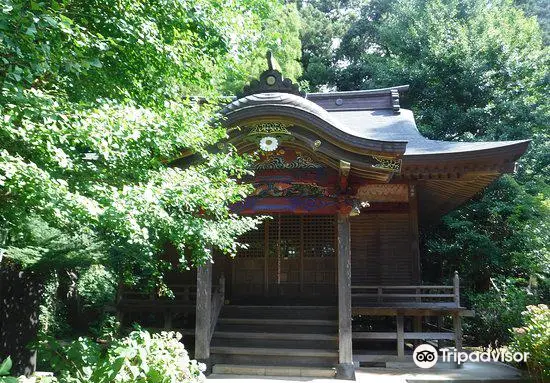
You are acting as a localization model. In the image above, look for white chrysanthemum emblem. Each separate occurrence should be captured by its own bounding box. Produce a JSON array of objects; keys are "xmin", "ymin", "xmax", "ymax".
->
[{"xmin": 259, "ymin": 136, "xmax": 278, "ymax": 152}]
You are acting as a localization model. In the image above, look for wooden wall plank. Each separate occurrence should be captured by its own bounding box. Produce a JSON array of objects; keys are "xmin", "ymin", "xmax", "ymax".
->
[{"xmin": 351, "ymin": 211, "xmax": 414, "ymax": 286}]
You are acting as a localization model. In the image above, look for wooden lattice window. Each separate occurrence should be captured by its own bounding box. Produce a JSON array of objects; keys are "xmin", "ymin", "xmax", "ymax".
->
[
  {"xmin": 233, "ymin": 214, "xmax": 337, "ymax": 297},
  {"xmin": 238, "ymin": 222, "xmax": 265, "ymax": 258},
  {"xmin": 239, "ymin": 215, "xmax": 336, "ymax": 258},
  {"xmin": 303, "ymin": 215, "xmax": 336, "ymax": 258},
  {"xmin": 268, "ymin": 215, "xmax": 301, "ymax": 259}
]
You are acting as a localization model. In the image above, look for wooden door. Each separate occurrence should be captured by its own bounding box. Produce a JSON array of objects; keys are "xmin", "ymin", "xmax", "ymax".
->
[
  {"xmin": 231, "ymin": 214, "xmax": 337, "ymax": 301},
  {"xmin": 302, "ymin": 215, "xmax": 337, "ymax": 297},
  {"xmin": 268, "ymin": 215, "xmax": 301, "ymax": 297}
]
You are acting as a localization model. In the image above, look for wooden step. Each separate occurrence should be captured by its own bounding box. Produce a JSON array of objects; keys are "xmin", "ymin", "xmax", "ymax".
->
[
  {"xmin": 221, "ymin": 305, "xmax": 337, "ymax": 320},
  {"xmin": 212, "ymin": 306, "xmax": 339, "ymax": 368},
  {"xmin": 212, "ymin": 364, "xmax": 336, "ymax": 377},
  {"xmin": 213, "ymin": 331, "xmax": 337, "ymax": 341},
  {"xmin": 217, "ymin": 318, "xmax": 337, "ymax": 326},
  {"xmin": 226, "ymin": 305, "xmax": 336, "ymax": 309},
  {"xmin": 211, "ymin": 346, "xmax": 338, "ymax": 358},
  {"xmin": 211, "ymin": 337, "xmax": 337, "ymax": 350},
  {"xmin": 216, "ymin": 322, "xmax": 337, "ymax": 334}
]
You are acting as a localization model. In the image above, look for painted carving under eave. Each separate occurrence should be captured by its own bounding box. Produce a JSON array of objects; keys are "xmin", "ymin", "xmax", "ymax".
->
[{"xmin": 253, "ymin": 149, "xmax": 323, "ymax": 170}]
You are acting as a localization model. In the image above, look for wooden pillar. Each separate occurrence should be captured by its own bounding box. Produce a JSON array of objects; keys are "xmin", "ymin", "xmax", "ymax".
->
[
  {"xmin": 453, "ymin": 313, "xmax": 463, "ymax": 370},
  {"xmin": 396, "ymin": 315, "xmax": 405, "ymax": 360},
  {"xmin": 300, "ymin": 216, "xmax": 304, "ymax": 294},
  {"xmin": 453, "ymin": 314, "xmax": 463, "ymax": 350},
  {"xmin": 453, "ymin": 271, "xmax": 463, "ymax": 352},
  {"xmin": 452, "ymin": 271, "xmax": 462, "ymax": 368},
  {"xmin": 336, "ymin": 213, "xmax": 355, "ymax": 380},
  {"xmin": 413, "ymin": 286, "xmax": 422, "ymax": 347},
  {"xmin": 264, "ymin": 220, "xmax": 269, "ymax": 296},
  {"xmin": 409, "ymin": 183, "xmax": 421, "ymax": 284},
  {"xmin": 453, "ymin": 271, "xmax": 460, "ymax": 307},
  {"xmin": 195, "ymin": 261, "xmax": 212, "ymax": 368},
  {"xmin": 413, "ymin": 316, "xmax": 422, "ymax": 348},
  {"xmin": 437, "ymin": 315, "xmax": 444, "ymax": 349}
]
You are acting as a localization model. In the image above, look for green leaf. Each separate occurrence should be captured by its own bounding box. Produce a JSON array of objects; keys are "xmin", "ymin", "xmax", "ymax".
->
[
  {"xmin": 0, "ymin": 357, "xmax": 12, "ymax": 376},
  {"xmin": 90, "ymin": 357, "xmax": 124, "ymax": 383},
  {"xmin": 30, "ymin": 1, "xmax": 41, "ymax": 11},
  {"xmin": 0, "ymin": 377, "xmax": 18, "ymax": 383},
  {"xmin": 25, "ymin": 24, "xmax": 37, "ymax": 36},
  {"xmin": 89, "ymin": 57, "xmax": 102, "ymax": 68},
  {"xmin": 59, "ymin": 14, "xmax": 73, "ymax": 25},
  {"xmin": 43, "ymin": 16, "xmax": 58, "ymax": 27}
]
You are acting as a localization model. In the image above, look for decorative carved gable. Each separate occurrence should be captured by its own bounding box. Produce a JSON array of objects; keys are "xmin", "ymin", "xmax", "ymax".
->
[{"xmin": 238, "ymin": 52, "xmax": 305, "ymax": 98}]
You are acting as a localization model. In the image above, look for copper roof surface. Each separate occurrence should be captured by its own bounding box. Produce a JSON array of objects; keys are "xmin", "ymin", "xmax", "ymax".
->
[
  {"xmin": 325, "ymin": 109, "xmax": 529, "ymax": 157},
  {"xmin": 223, "ymin": 90, "xmax": 529, "ymax": 159}
]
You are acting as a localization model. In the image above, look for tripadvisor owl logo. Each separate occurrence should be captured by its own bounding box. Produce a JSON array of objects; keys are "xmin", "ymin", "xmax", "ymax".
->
[{"xmin": 413, "ymin": 344, "xmax": 438, "ymax": 368}]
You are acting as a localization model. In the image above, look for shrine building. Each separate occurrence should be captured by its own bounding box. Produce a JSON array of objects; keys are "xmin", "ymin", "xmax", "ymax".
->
[{"xmin": 117, "ymin": 54, "xmax": 529, "ymax": 379}]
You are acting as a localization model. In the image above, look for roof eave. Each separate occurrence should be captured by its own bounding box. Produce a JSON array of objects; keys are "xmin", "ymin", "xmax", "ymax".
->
[{"xmin": 402, "ymin": 140, "xmax": 531, "ymax": 163}]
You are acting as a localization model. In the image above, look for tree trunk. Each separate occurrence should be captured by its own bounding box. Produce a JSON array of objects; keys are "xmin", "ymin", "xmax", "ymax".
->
[
  {"xmin": 57, "ymin": 269, "xmax": 81, "ymax": 330},
  {"xmin": 0, "ymin": 263, "xmax": 43, "ymax": 377}
]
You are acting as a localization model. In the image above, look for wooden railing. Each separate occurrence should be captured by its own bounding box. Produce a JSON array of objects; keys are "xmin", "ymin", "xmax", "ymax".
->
[
  {"xmin": 351, "ymin": 272, "xmax": 466, "ymax": 362},
  {"xmin": 351, "ymin": 271, "xmax": 460, "ymax": 306},
  {"xmin": 117, "ymin": 274, "xmax": 226, "ymax": 335},
  {"xmin": 115, "ymin": 284, "xmax": 197, "ymax": 329},
  {"xmin": 119, "ymin": 284, "xmax": 197, "ymax": 304}
]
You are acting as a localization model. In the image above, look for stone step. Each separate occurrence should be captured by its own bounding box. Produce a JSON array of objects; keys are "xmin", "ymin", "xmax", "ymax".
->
[
  {"xmin": 211, "ymin": 353, "xmax": 338, "ymax": 368},
  {"xmin": 212, "ymin": 364, "xmax": 336, "ymax": 378},
  {"xmin": 211, "ymin": 346, "xmax": 339, "ymax": 367}
]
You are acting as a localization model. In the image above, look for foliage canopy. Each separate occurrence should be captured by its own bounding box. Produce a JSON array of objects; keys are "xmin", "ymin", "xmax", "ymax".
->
[
  {"xmin": 297, "ymin": 0, "xmax": 549, "ymax": 345},
  {"xmin": 0, "ymin": 0, "xmax": 302, "ymax": 289}
]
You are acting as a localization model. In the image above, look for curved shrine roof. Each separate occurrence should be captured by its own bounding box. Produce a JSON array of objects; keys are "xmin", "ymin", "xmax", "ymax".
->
[
  {"xmin": 324, "ymin": 108, "xmax": 529, "ymax": 157},
  {"xmin": 217, "ymin": 55, "xmax": 530, "ymax": 220},
  {"xmin": 224, "ymin": 85, "xmax": 528, "ymax": 160}
]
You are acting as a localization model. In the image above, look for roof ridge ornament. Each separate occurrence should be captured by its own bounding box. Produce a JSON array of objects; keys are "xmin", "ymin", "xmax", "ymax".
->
[
  {"xmin": 266, "ymin": 51, "xmax": 277, "ymax": 70},
  {"xmin": 391, "ymin": 88, "xmax": 401, "ymax": 114},
  {"xmin": 237, "ymin": 51, "xmax": 305, "ymax": 98}
]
